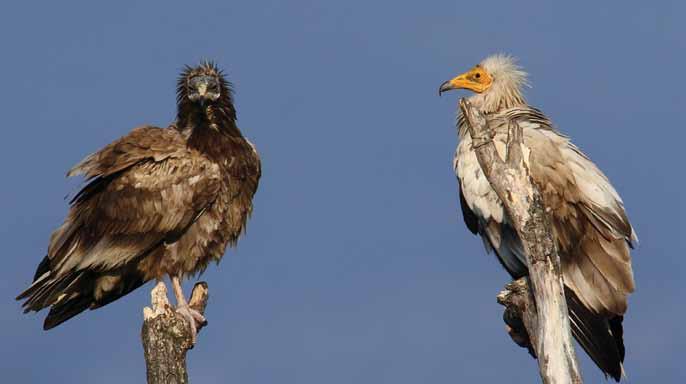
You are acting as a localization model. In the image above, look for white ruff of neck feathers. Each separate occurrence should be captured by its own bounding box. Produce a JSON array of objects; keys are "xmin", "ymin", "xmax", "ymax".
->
[{"xmin": 467, "ymin": 54, "xmax": 529, "ymax": 114}]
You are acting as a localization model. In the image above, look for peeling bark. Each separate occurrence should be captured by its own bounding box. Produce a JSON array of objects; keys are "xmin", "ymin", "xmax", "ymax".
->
[
  {"xmin": 141, "ymin": 281, "xmax": 209, "ymax": 384},
  {"xmin": 459, "ymin": 99, "xmax": 582, "ymax": 384}
]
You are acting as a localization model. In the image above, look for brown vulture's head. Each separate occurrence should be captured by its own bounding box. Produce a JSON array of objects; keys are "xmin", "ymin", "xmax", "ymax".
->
[{"xmin": 177, "ymin": 61, "xmax": 232, "ymax": 107}]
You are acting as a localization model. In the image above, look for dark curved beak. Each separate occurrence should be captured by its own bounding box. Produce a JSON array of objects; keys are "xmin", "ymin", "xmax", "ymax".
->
[{"xmin": 438, "ymin": 80, "xmax": 455, "ymax": 96}]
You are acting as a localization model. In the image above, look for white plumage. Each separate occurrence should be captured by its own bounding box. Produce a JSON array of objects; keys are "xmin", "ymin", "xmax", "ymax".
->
[{"xmin": 442, "ymin": 54, "xmax": 636, "ymax": 381}]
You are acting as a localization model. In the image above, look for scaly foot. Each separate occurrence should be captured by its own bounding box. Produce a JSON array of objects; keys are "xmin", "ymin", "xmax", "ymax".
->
[{"xmin": 176, "ymin": 304, "xmax": 207, "ymax": 345}]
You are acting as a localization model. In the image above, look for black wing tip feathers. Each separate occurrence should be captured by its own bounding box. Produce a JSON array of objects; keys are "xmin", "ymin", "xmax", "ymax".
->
[{"xmin": 566, "ymin": 288, "xmax": 625, "ymax": 381}]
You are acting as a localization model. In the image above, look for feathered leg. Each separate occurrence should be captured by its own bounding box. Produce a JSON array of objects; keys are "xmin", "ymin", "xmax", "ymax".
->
[{"xmin": 171, "ymin": 275, "xmax": 207, "ymax": 344}]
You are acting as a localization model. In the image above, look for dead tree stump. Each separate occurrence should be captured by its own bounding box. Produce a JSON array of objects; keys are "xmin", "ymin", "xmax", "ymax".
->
[
  {"xmin": 141, "ymin": 281, "xmax": 209, "ymax": 384},
  {"xmin": 459, "ymin": 99, "xmax": 582, "ymax": 384}
]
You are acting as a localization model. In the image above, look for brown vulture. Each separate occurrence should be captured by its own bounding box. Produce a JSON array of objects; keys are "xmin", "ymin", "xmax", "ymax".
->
[
  {"xmin": 17, "ymin": 62, "xmax": 261, "ymax": 340},
  {"xmin": 439, "ymin": 54, "xmax": 636, "ymax": 381}
]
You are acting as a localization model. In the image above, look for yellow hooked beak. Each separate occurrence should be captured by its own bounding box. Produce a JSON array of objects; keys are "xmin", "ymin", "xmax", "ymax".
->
[{"xmin": 438, "ymin": 66, "xmax": 493, "ymax": 95}]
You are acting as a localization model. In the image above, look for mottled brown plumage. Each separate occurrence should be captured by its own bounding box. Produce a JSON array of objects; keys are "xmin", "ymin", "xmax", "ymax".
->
[{"xmin": 17, "ymin": 62, "xmax": 261, "ymax": 331}]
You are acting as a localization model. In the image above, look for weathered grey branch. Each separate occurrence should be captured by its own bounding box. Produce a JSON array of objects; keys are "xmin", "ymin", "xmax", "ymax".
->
[
  {"xmin": 459, "ymin": 99, "xmax": 582, "ymax": 384},
  {"xmin": 141, "ymin": 281, "xmax": 209, "ymax": 384},
  {"xmin": 497, "ymin": 278, "xmax": 538, "ymax": 359}
]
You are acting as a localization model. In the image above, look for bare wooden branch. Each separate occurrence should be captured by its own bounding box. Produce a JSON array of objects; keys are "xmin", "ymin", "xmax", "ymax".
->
[
  {"xmin": 459, "ymin": 99, "xmax": 582, "ymax": 384},
  {"xmin": 497, "ymin": 278, "xmax": 537, "ymax": 358},
  {"xmin": 141, "ymin": 281, "xmax": 209, "ymax": 384}
]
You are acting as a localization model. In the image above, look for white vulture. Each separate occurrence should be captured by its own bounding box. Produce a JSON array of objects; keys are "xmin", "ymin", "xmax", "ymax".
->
[{"xmin": 439, "ymin": 54, "xmax": 636, "ymax": 381}]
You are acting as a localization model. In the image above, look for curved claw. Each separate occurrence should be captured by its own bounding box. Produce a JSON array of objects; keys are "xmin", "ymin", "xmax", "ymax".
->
[{"xmin": 176, "ymin": 304, "xmax": 206, "ymax": 344}]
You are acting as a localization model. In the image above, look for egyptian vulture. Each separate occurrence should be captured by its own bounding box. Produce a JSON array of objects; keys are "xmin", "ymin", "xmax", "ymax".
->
[
  {"xmin": 439, "ymin": 54, "xmax": 635, "ymax": 381},
  {"xmin": 17, "ymin": 62, "xmax": 261, "ymax": 341}
]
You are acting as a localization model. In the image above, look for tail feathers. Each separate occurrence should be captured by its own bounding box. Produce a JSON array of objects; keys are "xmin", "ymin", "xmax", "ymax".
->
[
  {"xmin": 16, "ymin": 270, "xmax": 52, "ymax": 302},
  {"xmin": 16, "ymin": 255, "xmax": 54, "ymax": 302},
  {"xmin": 90, "ymin": 274, "xmax": 146, "ymax": 310},
  {"xmin": 17, "ymin": 262, "xmax": 94, "ymax": 329},
  {"xmin": 19, "ymin": 271, "xmax": 84, "ymax": 313},
  {"xmin": 18, "ymin": 262, "xmax": 149, "ymax": 329},
  {"xmin": 566, "ymin": 288, "xmax": 624, "ymax": 382},
  {"xmin": 609, "ymin": 316, "xmax": 626, "ymax": 362},
  {"xmin": 33, "ymin": 255, "xmax": 51, "ymax": 282},
  {"xmin": 43, "ymin": 295, "xmax": 92, "ymax": 330}
]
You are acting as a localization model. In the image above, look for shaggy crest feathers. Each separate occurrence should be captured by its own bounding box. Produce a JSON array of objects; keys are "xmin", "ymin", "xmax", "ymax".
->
[
  {"xmin": 17, "ymin": 62, "xmax": 261, "ymax": 330},
  {"xmin": 453, "ymin": 54, "xmax": 635, "ymax": 381},
  {"xmin": 176, "ymin": 61, "xmax": 237, "ymax": 124},
  {"xmin": 469, "ymin": 54, "xmax": 530, "ymax": 113}
]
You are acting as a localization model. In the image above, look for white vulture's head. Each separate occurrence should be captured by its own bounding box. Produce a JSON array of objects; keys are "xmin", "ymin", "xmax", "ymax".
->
[{"xmin": 439, "ymin": 54, "xmax": 529, "ymax": 113}]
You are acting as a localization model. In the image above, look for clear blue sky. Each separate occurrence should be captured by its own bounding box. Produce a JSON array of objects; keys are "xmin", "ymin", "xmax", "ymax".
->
[{"xmin": 1, "ymin": 1, "xmax": 683, "ymax": 382}]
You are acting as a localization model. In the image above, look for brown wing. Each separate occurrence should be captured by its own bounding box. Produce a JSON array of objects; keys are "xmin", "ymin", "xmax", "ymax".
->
[
  {"xmin": 487, "ymin": 108, "xmax": 636, "ymax": 315},
  {"xmin": 525, "ymin": 127, "xmax": 635, "ymax": 315},
  {"xmin": 67, "ymin": 125, "xmax": 186, "ymax": 179},
  {"xmin": 456, "ymin": 107, "xmax": 635, "ymax": 380},
  {"xmin": 17, "ymin": 126, "xmax": 221, "ymax": 328},
  {"xmin": 520, "ymin": 113, "xmax": 634, "ymax": 381}
]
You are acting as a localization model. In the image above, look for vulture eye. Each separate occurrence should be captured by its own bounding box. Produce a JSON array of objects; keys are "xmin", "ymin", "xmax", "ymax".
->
[
  {"xmin": 475, "ymin": 73, "xmax": 481, "ymax": 79},
  {"xmin": 186, "ymin": 74, "xmax": 221, "ymax": 101},
  {"xmin": 189, "ymin": 75, "xmax": 212, "ymax": 88}
]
